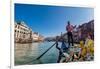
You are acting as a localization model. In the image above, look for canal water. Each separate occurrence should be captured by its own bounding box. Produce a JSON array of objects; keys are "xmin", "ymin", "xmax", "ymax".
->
[{"xmin": 15, "ymin": 42, "xmax": 62, "ymax": 65}]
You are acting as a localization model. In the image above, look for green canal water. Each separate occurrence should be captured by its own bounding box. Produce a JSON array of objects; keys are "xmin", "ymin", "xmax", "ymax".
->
[{"xmin": 15, "ymin": 42, "xmax": 62, "ymax": 65}]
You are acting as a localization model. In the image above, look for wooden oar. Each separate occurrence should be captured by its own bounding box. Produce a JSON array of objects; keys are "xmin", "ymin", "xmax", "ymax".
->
[{"xmin": 36, "ymin": 42, "xmax": 56, "ymax": 60}]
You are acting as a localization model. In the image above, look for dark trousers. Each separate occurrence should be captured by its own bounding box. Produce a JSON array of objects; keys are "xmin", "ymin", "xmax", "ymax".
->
[
  {"xmin": 57, "ymin": 51, "xmax": 62, "ymax": 63},
  {"xmin": 67, "ymin": 32, "xmax": 74, "ymax": 46},
  {"xmin": 56, "ymin": 42, "xmax": 63, "ymax": 63}
]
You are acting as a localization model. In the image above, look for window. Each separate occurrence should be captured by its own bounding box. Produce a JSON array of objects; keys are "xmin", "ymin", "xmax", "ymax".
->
[
  {"xmin": 15, "ymin": 30, "xmax": 16, "ymax": 32},
  {"xmin": 15, "ymin": 25, "xmax": 17, "ymax": 28}
]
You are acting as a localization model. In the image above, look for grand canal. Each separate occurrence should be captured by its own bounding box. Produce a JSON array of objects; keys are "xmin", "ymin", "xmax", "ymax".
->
[{"xmin": 15, "ymin": 42, "xmax": 62, "ymax": 65}]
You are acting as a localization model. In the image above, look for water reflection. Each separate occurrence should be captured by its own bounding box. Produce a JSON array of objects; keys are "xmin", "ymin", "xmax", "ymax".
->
[{"xmin": 15, "ymin": 42, "xmax": 61, "ymax": 65}]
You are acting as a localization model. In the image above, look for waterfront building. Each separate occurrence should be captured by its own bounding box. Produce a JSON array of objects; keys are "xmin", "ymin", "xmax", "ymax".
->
[
  {"xmin": 14, "ymin": 21, "xmax": 44, "ymax": 43},
  {"xmin": 32, "ymin": 32, "xmax": 39, "ymax": 41},
  {"xmin": 32, "ymin": 32, "xmax": 44, "ymax": 41},
  {"xmin": 73, "ymin": 20, "xmax": 94, "ymax": 42},
  {"xmin": 14, "ymin": 21, "xmax": 32, "ymax": 43}
]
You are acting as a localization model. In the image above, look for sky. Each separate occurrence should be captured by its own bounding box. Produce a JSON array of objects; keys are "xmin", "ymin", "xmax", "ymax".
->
[{"xmin": 15, "ymin": 3, "xmax": 94, "ymax": 37}]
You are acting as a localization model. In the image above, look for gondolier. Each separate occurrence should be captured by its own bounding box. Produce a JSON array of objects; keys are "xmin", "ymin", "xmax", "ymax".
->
[{"xmin": 66, "ymin": 21, "xmax": 76, "ymax": 46}]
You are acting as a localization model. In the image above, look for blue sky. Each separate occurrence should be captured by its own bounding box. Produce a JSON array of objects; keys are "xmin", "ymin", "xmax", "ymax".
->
[{"xmin": 15, "ymin": 3, "xmax": 94, "ymax": 37}]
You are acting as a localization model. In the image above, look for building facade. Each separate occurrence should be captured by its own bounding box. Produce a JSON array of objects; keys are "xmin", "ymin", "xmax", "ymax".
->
[
  {"xmin": 14, "ymin": 21, "xmax": 44, "ymax": 43},
  {"xmin": 73, "ymin": 20, "xmax": 94, "ymax": 43},
  {"xmin": 14, "ymin": 21, "xmax": 32, "ymax": 43}
]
